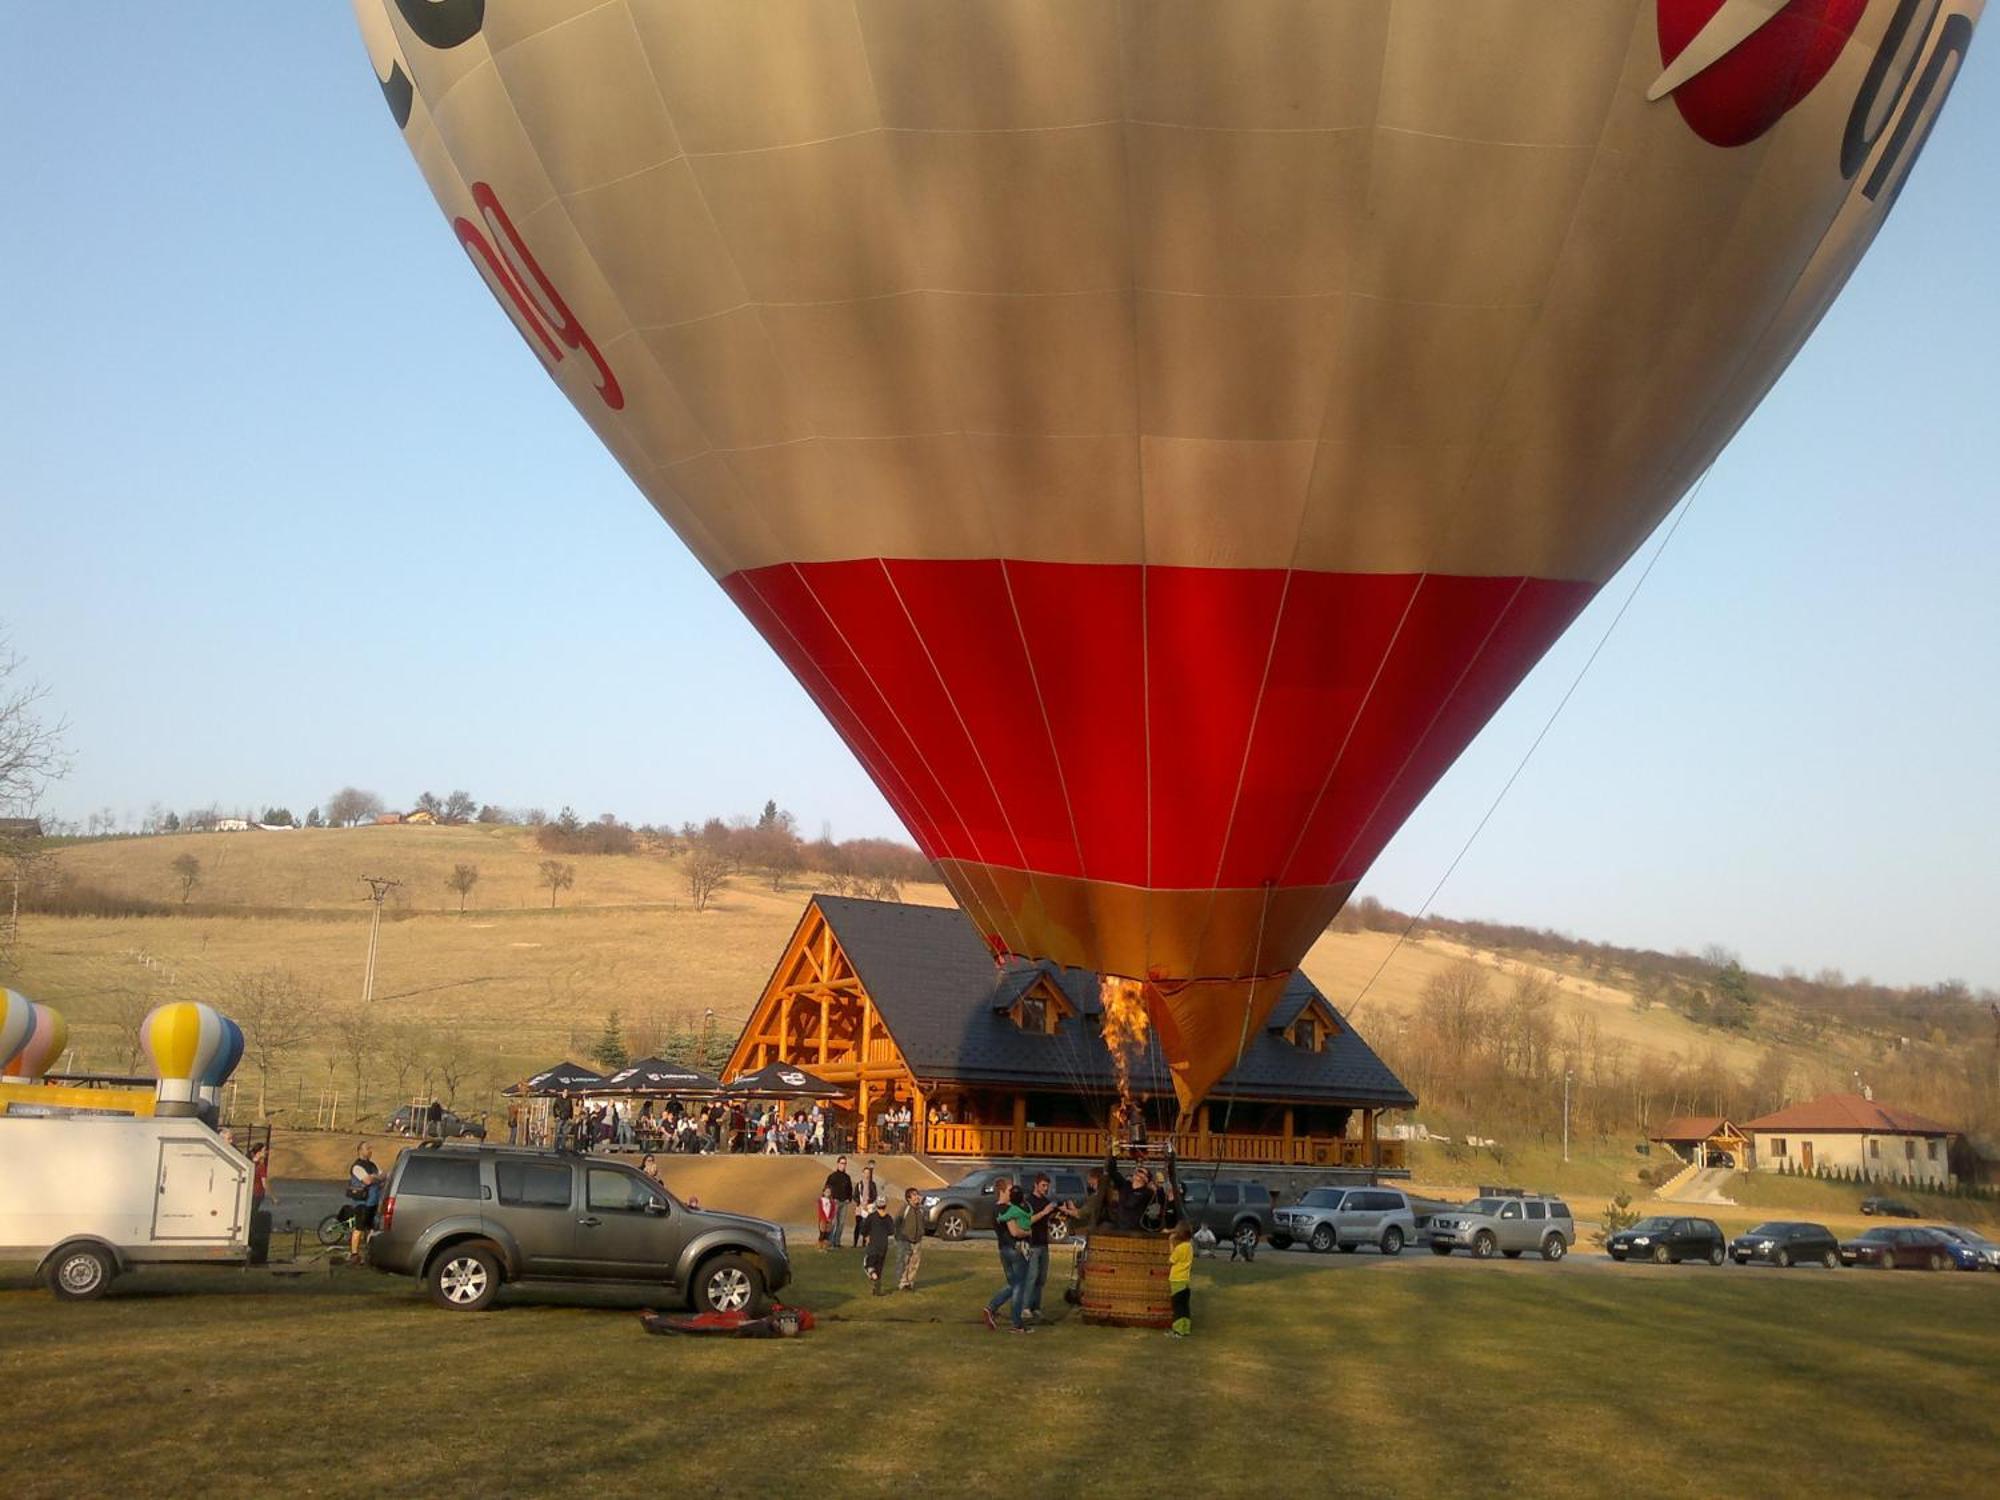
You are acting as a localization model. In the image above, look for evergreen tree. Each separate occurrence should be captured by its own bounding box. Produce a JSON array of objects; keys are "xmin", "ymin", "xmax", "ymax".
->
[{"xmin": 591, "ymin": 1010, "xmax": 629, "ymax": 1071}]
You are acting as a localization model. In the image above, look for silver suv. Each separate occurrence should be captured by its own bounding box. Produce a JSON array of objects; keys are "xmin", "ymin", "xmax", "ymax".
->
[
  {"xmin": 366, "ymin": 1145, "xmax": 791, "ymax": 1312},
  {"xmin": 1427, "ymin": 1193, "xmax": 1573, "ymax": 1260},
  {"xmin": 1273, "ymin": 1186, "xmax": 1421, "ymax": 1255}
]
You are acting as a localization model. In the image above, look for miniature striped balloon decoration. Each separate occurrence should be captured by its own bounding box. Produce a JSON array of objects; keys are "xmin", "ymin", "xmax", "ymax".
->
[
  {"xmin": 0, "ymin": 989, "xmax": 35, "ymax": 1071},
  {"xmin": 197, "ymin": 1016, "xmax": 247, "ymax": 1105},
  {"xmin": 3, "ymin": 1000, "xmax": 68, "ymax": 1081},
  {"xmin": 141, "ymin": 1001, "xmax": 226, "ymax": 1105}
]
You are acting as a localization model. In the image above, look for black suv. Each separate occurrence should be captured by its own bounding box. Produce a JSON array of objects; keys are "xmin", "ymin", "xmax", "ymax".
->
[
  {"xmin": 923, "ymin": 1164, "xmax": 1090, "ymax": 1240},
  {"xmin": 1177, "ymin": 1178, "xmax": 1277, "ymax": 1250},
  {"xmin": 386, "ymin": 1105, "xmax": 486, "ymax": 1140},
  {"xmin": 366, "ymin": 1146, "xmax": 790, "ymax": 1313}
]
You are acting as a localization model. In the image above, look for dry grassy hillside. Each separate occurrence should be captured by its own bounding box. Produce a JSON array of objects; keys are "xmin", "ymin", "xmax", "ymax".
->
[{"xmin": 11, "ymin": 826, "xmax": 1853, "ymax": 1130}]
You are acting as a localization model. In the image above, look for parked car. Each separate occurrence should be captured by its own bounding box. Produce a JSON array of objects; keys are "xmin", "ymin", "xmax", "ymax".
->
[
  {"xmin": 1839, "ymin": 1226, "xmax": 1957, "ymax": 1271},
  {"xmin": 1273, "ymin": 1186, "xmax": 1423, "ymax": 1255},
  {"xmin": 1729, "ymin": 1221, "xmax": 1841, "ymax": 1268},
  {"xmin": 1177, "ymin": 1177, "xmax": 1277, "ymax": 1250},
  {"xmin": 1606, "ymin": 1216, "xmax": 1726, "ymax": 1265},
  {"xmin": 366, "ymin": 1144, "xmax": 791, "ymax": 1312},
  {"xmin": 1860, "ymin": 1196, "xmax": 1921, "ymax": 1218},
  {"xmin": 1932, "ymin": 1225, "xmax": 2000, "ymax": 1271},
  {"xmin": 386, "ymin": 1105, "xmax": 486, "ymax": 1140},
  {"xmin": 921, "ymin": 1165, "xmax": 1089, "ymax": 1240},
  {"xmin": 1427, "ymin": 1194, "xmax": 1574, "ymax": 1260}
]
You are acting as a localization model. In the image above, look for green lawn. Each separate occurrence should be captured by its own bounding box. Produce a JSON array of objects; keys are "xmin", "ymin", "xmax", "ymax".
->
[{"xmin": 5, "ymin": 1244, "xmax": 1997, "ymax": 1498}]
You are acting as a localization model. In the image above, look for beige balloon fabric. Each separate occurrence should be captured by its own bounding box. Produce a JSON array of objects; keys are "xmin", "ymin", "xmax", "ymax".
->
[{"xmin": 355, "ymin": 0, "xmax": 1979, "ymax": 1108}]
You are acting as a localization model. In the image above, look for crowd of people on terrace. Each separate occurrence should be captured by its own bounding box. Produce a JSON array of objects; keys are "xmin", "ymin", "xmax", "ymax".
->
[{"xmin": 507, "ymin": 1093, "xmax": 925, "ymax": 1155}]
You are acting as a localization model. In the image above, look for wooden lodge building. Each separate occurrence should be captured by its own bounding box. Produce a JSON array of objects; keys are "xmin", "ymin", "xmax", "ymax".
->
[{"xmin": 725, "ymin": 895, "xmax": 1415, "ymax": 1172}]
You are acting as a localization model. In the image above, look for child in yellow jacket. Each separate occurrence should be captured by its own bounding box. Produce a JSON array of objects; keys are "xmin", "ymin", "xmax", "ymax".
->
[{"xmin": 1167, "ymin": 1223, "xmax": 1193, "ymax": 1337}]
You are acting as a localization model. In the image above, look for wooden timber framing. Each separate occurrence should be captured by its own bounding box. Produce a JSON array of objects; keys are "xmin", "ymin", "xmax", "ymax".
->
[
  {"xmin": 724, "ymin": 897, "xmax": 1412, "ymax": 1171},
  {"xmin": 726, "ymin": 901, "xmax": 919, "ymax": 1151}
]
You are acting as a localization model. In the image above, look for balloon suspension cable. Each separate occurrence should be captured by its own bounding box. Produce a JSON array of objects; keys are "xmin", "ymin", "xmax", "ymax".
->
[
  {"xmin": 1210, "ymin": 880, "xmax": 1275, "ymax": 1182},
  {"xmin": 1344, "ymin": 465, "xmax": 1713, "ymax": 1024}
]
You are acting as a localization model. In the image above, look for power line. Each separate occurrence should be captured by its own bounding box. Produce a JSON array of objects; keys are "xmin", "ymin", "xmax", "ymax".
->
[{"xmin": 1345, "ymin": 467, "xmax": 1713, "ymax": 1020}]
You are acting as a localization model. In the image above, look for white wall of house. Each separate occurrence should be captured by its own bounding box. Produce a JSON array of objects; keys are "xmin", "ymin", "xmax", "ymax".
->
[{"xmin": 1752, "ymin": 1130, "xmax": 1953, "ymax": 1187}]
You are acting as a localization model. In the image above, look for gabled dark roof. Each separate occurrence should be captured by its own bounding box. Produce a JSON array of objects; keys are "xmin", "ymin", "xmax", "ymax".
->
[{"xmin": 812, "ymin": 895, "xmax": 1415, "ymax": 1109}]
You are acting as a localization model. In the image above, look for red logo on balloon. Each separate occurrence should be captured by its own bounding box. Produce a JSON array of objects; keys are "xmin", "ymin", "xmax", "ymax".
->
[{"xmin": 1657, "ymin": 0, "xmax": 1869, "ymax": 146}]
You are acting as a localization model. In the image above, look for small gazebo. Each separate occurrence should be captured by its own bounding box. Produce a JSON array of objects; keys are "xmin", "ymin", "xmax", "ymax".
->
[{"xmin": 1649, "ymin": 1115, "xmax": 1751, "ymax": 1168}]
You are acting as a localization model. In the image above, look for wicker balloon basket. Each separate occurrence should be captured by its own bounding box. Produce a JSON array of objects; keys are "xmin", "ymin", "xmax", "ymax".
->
[{"xmin": 1076, "ymin": 1231, "xmax": 1173, "ymax": 1329}]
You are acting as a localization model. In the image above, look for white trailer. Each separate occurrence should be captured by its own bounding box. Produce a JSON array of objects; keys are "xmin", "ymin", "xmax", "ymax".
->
[{"xmin": 0, "ymin": 1113, "xmax": 252, "ymax": 1299}]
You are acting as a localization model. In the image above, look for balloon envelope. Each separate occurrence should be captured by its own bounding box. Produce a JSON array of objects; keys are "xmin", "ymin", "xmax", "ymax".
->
[
  {"xmin": 141, "ymin": 1001, "xmax": 226, "ymax": 1101},
  {"xmin": 0, "ymin": 988, "xmax": 35, "ymax": 1070},
  {"xmin": 356, "ymin": 0, "xmax": 1981, "ymax": 1105},
  {"xmin": 202, "ymin": 1017, "xmax": 246, "ymax": 1089},
  {"xmin": 4, "ymin": 1001, "xmax": 68, "ymax": 1080}
]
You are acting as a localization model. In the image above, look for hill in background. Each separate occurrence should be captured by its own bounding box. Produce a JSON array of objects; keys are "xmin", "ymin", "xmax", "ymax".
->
[{"xmin": 6, "ymin": 826, "xmax": 1993, "ymax": 1154}]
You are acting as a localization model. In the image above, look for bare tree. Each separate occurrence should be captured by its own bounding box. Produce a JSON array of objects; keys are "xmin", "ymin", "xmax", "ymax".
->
[
  {"xmin": 171, "ymin": 852, "xmax": 202, "ymax": 905},
  {"xmin": 325, "ymin": 787, "xmax": 384, "ymax": 827},
  {"xmin": 328, "ymin": 1003, "xmax": 380, "ymax": 1121},
  {"xmin": 538, "ymin": 859, "xmax": 575, "ymax": 909},
  {"xmin": 684, "ymin": 848, "xmax": 728, "ymax": 912},
  {"xmin": 442, "ymin": 790, "xmax": 477, "ymax": 825},
  {"xmin": 230, "ymin": 967, "xmax": 326, "ymax": 1119},
  {"xmin": 1, "ymin": 633, "xmax": 70, "ymax": 814},
  {"xmin": 382, "ymin": 1021, "xmax": 427, "ymax": 1111},
  {"xmin": 446, "ymin": 862, "xmax": 480, "ymax": 913},
  {"xmin": 433, "ymin": 1029, "xmax": 471, "ymax": 1107},
  {"xmin": 102, "ymin": 987, "xmax": 157, "ymax": 1072}
]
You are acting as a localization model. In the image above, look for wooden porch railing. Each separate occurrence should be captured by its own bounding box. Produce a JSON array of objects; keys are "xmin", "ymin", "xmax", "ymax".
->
[{"xmin": 922, "ymin": 1124, "xmax": 1407, "ymax": 1171}]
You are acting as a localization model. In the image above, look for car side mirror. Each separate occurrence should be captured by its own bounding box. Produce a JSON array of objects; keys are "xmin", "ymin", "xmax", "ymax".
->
[{"xmin": 644, "ymin": 1198, "xmax": 669, "ymax": 1215}]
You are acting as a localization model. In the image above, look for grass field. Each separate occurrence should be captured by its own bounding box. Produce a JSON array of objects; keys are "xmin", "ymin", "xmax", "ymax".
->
[{"xmin": 4, "ymin": 1242, "xmax": 1996, "ymax": 1498}]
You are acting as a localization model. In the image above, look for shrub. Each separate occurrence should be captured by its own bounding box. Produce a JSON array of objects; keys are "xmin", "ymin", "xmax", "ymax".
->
[{"xmin": 1593, "ymin": 1191, "xmax": 1640, "ymax": 1248}]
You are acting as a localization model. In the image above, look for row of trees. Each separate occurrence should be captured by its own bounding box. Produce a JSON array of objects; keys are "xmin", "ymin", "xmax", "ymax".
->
[{"xmin": 1373, "ymin": 957, "xmax": 2000, "ymax": 1150}]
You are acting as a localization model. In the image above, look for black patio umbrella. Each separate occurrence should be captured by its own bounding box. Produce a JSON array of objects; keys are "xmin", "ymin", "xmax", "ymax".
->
[
  {"xmin": 725, "ymin": 1062, "xmax": 845, "ymax": 1099},
  {"xmin": 597, "ymin": 1057, "xmax": 724, "ymax": 1095},
  {"xmin": 506, "ymin": 1061, "xmax": 607, "ymax": 1095}
]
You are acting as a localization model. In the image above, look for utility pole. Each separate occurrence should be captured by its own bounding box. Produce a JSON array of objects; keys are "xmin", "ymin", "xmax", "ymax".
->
[
  {"xmin": 1562, "ymin": 1070, "xmax": 1573, "ymax": 1164},
  {"xmin": 359, "ymin": 876, "xmax": 402, "ymax": 1007}
]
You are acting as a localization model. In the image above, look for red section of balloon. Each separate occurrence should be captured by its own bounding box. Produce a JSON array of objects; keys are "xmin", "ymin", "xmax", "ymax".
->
[
  {"xmin": 723, "ymin": 561, "xmax": 1595, "ymax": 891},
  {"xmin": 1657, "ymin": 0, "xmax": 1869, "ymax": 146}
]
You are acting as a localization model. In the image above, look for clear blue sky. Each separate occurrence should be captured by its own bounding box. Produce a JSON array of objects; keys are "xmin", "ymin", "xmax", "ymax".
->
[{"xmin": 4, "ymin": 7, "xmax": 1995, "ymax": 988}]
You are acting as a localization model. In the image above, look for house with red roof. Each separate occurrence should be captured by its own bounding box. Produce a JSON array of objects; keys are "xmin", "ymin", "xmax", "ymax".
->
[{"xmin": 1742, "ymin": 1093, "xmax": 1957, "ymax": 1188}]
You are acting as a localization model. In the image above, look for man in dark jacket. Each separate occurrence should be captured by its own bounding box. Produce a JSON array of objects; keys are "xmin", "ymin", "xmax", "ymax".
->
[{"xmin": 822, "ymin": 1156, "xmax": 854, "ymax": 1249}]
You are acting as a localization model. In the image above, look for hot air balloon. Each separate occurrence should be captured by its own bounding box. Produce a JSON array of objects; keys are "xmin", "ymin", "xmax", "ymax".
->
[
  {"xmin": 3, "ymin": 999, "xmax": 68, "ymax": 1082},
  {"xmin": 141, "ymin": 1001, "xmax": 226, "ymax": 1110},
  {"xmin": 1, "ymin": 988, "xmax": 35, "ymax": 1073},
  {"xmin": 198, "ymin": 1017, "xmax": 247, "ymax": 1112},
  {"xmin": 354, "ymin": 1, "xmax": 1980, "ymax": 1111}
]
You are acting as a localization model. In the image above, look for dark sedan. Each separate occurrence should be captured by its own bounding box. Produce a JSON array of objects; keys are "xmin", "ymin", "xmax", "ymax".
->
[
  {"xmin": 1606, "ymin": 1216, "xmax": 1726, "ymax": 1265},
  {"xmin": 1860, "ymin": 1197, "xmax": 1921, "ymax": 1219},
  {"xmin": 1730, "ymin": 1221, "xmax": 1840, "ymax": 1268},
  {"xmin": 1840, "ymin": 1226, "xmax": 1957, "ymax": 1270}
]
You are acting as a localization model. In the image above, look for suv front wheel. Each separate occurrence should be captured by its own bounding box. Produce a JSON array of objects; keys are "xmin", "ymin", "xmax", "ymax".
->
[
  {"xmin": 937, "ymin": 1209, "xmax": 971, "ymax": 1241},
  {"xmin": 1471, "ymin": 1230, "xmax": 1496, "ymax": 1259},
  {"xmin": 428, "ymin": 1243, "xmax": 502, "ymax": 1311},
  {"xmin": 694, "ymin": 1252, "xmax": 766, "ymax": 1315},
  {"xmin": 1308, "ymin": 1224, "xmax": 1336, "ymax": 1253}
]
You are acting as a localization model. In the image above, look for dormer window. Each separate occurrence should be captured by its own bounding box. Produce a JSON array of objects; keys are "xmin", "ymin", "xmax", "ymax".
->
[
  {"xmin": 1285, "ymin": 996, "xmax": 1339, "ymax": 1052},
  {"xmin": 1009, "ymin": 977, "xmax": 1072, "ymax": 1035}
]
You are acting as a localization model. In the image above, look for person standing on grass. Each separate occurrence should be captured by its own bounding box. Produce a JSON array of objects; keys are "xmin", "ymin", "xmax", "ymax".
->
[
  {"xmin": 862, "ymin": 1199, "xmax": 895, "ymax": 1293},
  {"xmin": 852, "ymin": 1160, "xmax": 884, "ymax": 1247},
  {"xmin": 823, "ymin": 1155, "xmax": 854, "ymax": 1248},
  {"xmin": 1021, "ymin": 1172, "xmax": 1060, "ymax": 1320},
  {"xmin": 895, "ymin": 1187, "xmax": 926, "ymax": 1291},
  {"xmin": 1167, "ymin": 1222, "xmax": 1194, "ymax": 1338},
  {"xmin": 345, "ymin": 1141, "xmax": 381, "ymax": 1265},
  {"xmin": 983, "ymin": 1179, "xmax": 1034, "ymax": 1333}
]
